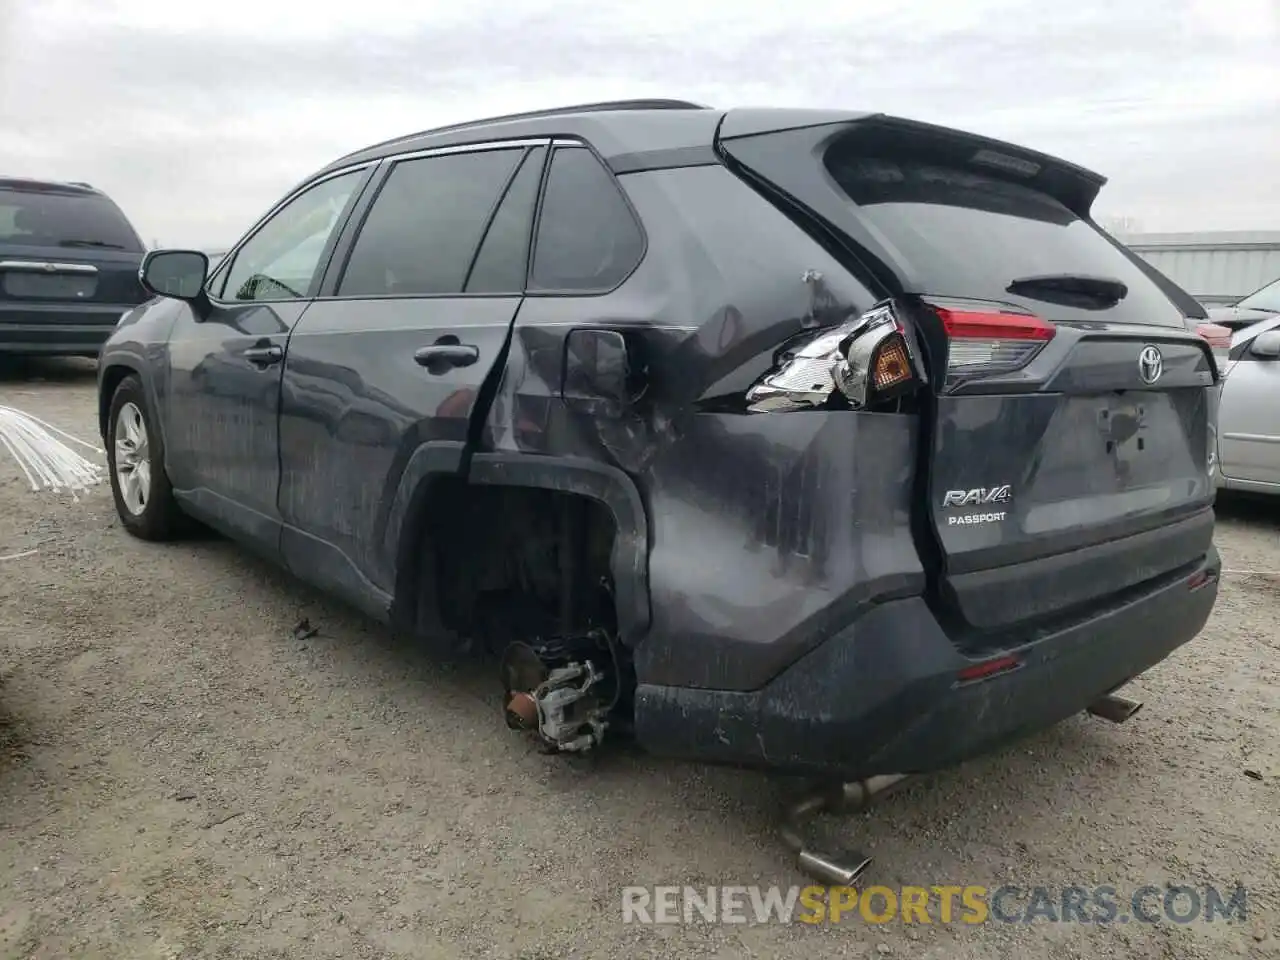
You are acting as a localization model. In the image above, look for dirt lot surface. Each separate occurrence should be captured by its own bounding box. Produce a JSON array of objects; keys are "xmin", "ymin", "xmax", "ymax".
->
[{"xmin": 1, "ymin": 357, "xmax": 1277, "ymax": 960}]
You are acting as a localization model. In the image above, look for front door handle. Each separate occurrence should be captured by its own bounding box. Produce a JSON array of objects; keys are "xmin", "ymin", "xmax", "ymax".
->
[
  {"xmin": 243, "ymin": 344, "xmax": 283, "ymax": 367},
  {"xmin": 414, "ymin": 343, "xmax": 479, "ymax": 371}
]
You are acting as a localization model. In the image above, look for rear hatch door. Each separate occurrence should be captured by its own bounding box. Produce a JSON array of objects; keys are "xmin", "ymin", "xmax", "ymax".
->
[
  {"xmin": 0, "ymin": 179, "xmax": 147, "ymax": 318},
  {"xmin": 719, "ymin": 115, "xmax": 1218, "ymax": 648}
]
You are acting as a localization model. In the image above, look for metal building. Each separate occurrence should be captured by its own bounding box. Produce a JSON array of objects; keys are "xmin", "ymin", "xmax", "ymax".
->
[{"xmin": 1120, "ymin": 231, "xmax": 1280, "ymax": 307}]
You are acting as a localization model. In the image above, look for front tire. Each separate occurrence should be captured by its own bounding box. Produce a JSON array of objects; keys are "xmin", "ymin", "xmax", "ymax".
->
[{"xmin": 106, "ymin": 374, "xmax": 184, "ymax": 541}]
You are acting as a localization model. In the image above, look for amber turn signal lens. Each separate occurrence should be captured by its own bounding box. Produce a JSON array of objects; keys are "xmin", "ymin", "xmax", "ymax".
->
[{"xmin": 872, "ymin": 334, "xmax": 913, "ymax": 390}]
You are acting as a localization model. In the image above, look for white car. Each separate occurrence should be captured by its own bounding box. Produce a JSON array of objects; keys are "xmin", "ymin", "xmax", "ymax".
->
[{"xmin": 1216, "ymin": 314, "xmax": 1280, "ymax": 494}]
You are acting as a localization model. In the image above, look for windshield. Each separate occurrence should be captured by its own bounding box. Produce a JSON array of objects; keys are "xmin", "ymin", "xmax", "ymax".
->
[
  {"xmin": 0, "ymin": 186, "xmax": 143, "ymax": 252},
  {"xmin": 1235, "ymin": 276, "xmax": 1280, "ymax": 314},
  {"xmin": 823, "ymin": 152, "xmax": 1187, "ymax": 327}
]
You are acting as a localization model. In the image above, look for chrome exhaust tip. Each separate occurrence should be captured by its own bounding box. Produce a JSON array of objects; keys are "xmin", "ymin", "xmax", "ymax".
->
[
  {"xmin": 797, "ymin": 849, "xmax": 874, "ymax": 886},
  {"xmin": 1087, "ymin": 693, "xmax": 1144, "ymax": 724},
  {"xmin": 780, "ymin": 774, "xmax": 910, "ymax": 885}
]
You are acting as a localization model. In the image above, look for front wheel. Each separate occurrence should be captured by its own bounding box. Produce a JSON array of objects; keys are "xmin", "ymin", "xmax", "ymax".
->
[{"xmin": 106, "ymin": 375, "xmax": 184, "ymax": 540}]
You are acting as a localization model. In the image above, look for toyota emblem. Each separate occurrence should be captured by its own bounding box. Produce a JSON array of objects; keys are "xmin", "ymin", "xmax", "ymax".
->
[{"xmin": 1138, "ymin": 345, "xmax": 1163, "ymax": 385}]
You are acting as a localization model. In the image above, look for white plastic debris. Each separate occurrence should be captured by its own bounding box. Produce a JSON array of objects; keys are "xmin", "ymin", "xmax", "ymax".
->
[{"xmin": 0, "ymin": 405, "xmax": 104, "ymax": 499}]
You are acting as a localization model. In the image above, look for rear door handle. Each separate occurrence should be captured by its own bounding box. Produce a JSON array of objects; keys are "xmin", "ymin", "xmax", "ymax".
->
[
  {"xmin": 243, "ymin": 344, "xmax": 283, "ymax": 367},
  {"xmin": 414, "ymin": 344, "xmax": 479, "ymax": 370}
]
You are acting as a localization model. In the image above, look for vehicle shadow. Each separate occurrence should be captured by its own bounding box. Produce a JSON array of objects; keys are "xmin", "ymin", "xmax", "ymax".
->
[
  {"xmin": 201, "ymin": 539, "xmax": 1152, "ymax": 891},
  {"xmin": 1215, "ymin": 490, "xmax": 1280, "ymax": 530},
  {"xmin": 0, "ymin": 672, "xmax": 31, "ymax": 775},
  {"xmin": 0, "ymin": 355, "xmax": 98, "ymax": 385}
]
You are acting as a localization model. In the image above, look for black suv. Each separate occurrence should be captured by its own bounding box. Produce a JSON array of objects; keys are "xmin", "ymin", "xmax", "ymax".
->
[
  {"xmin": 97, "ymin": 101, "xmax": 1221, "ymax": 864},
  {"xmin": 0, "ymin": 177, "xmax": 149, "ymax": 356}
]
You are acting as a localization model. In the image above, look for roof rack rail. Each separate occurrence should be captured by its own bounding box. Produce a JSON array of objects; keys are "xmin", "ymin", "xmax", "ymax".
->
[{"xmin": 333, "ymin": 98, "xmax": 713, "ymax": 165}]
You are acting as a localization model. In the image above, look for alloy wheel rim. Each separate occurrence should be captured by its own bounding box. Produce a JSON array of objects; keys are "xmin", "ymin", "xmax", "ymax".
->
[{"xmin": 114, "ymin": 402, "xmax": 151, "ymax": 516}]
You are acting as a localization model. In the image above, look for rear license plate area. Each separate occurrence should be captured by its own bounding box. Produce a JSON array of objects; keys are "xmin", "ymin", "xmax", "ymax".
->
[
  {"xmin": 3, "ymin": 272, "xmax": 98, "ymax": 300},
  {"xmin": 1096, "ymin": 395, "xmax": 1148, "ymax": 455}
]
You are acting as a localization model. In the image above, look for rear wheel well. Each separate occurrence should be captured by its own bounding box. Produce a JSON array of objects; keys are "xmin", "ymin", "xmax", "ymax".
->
[{"xmin": 396, "ymin": 478, "xmax": 621, "ymax": 654}]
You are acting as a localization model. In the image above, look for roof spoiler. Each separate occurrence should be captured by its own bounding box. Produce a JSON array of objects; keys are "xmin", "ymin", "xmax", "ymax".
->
[
  {"xmin": 718, "ymin": 110, "xmax": 1107, "ymax": 219},
  {"xmin": 833, "ymin": 114, "xmax": 1108, "ymax": 219}
]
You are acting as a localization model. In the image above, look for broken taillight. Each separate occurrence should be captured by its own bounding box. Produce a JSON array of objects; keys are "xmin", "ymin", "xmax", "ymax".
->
[
  {"xmin": 931, "ymin": 304, "xmax": 1056, "ymax": 379},
  {"xmin": 746, "ymin": 302, "xmax": 923, "ymax": 413},
  {"xmin": 871, "ymin": 332, "xmax": 914, "ymax": 392}
]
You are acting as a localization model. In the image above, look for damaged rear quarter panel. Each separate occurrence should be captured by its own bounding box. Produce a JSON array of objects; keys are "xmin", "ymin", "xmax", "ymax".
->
[{"xmin": 481, "ymin": 163, "xmax": 926, "ymax": 691}]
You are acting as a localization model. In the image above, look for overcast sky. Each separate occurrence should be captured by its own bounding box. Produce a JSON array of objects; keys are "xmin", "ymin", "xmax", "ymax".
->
[{"xmin": 2, "ymin": 0, "xmax": 1277, "ymax": 248}]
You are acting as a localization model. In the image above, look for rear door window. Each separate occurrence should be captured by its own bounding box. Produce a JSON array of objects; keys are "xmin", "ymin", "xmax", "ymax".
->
[
  {"xmin": 464, "ymin": 146, "xmax": 546, "ymax": 294},
  {"xmin": 338, "ymin": 148, "xmax": 523, "ymax": 298},
  {"xmin": 0, "ymin": 184, "xmax": 143, "ymax": 252},
  {"xmin": 528, "ymin": 146, "xmax": 644, "ymax": 293},
  {"xmin": 823, "ymin": 151, "xmax": 1188, "ymax": 327}
]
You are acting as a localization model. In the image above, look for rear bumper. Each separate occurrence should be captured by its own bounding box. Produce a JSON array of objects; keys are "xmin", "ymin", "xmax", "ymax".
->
[
  {"xmin": 633, "ymin": 546, "xmax": 1220, "ymax": 779},
  {"xmin": 0, "ymin": 304, "xmax": 129, "ymax": 355}
]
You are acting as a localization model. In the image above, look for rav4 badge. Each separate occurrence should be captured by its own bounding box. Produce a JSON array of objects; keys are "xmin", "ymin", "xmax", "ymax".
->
[{"xmin": 942, "ymin": 485, "xmax": 1012, "ymax": 508}]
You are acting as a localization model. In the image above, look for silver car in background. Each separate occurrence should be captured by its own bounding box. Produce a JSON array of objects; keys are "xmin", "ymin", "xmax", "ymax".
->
[
  {"xmin": 1216, "ymin": 314, "xmax": 1280, "ymax": 495},
  {"xmin": 1209, "ymin": 274, "xmax": 1280, "ymax": 331}
]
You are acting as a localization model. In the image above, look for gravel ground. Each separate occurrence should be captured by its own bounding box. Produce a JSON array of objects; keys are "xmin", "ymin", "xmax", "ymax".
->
[{"xmin": 0, "ymin": 357, "xmax": 1277, "ymax": 960}]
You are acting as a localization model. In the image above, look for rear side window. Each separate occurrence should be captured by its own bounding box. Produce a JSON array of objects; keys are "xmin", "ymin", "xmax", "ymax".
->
[
  {"xmin": 465, "ymin": 146, "xmax": 546, "ymax": 294},
  {"xmin": 823, "ymin": 150, "xmax": 1187, "ymax": 327},
  {"xmin": 0, "ymin": 185, "xmax": 142, "ymax": 252},
  {"xmin": 339, "ymin": 149, "xmax": 522, "ymax": 298},
  {"xmin": 529, "ymin": 147, "xmax": 644, "ymax": 293}
]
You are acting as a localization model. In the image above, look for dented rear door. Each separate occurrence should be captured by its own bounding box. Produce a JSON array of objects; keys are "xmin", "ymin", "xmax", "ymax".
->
[{"xmin": 276, "ymin": 143, "xmax": 548, "ymax": 601}]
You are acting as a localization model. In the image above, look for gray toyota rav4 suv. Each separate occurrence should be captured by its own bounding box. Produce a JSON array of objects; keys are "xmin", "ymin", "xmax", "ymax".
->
[{"xmin": 98, "ymin": 100, "xmax": 1221, "ymax": 879}]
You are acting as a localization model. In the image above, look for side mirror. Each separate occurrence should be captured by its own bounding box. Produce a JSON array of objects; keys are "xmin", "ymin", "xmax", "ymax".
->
[
  {"xmin": 140, "ymin": 249, "xmax": 210, "ymax": 302},
  {"xmin": 1249, "ymin": 330, "xmax": 1280, "ymax": 359},
  {"xmin": 562, "ymin": 328, "xmax": 637, "ymax": 418}
]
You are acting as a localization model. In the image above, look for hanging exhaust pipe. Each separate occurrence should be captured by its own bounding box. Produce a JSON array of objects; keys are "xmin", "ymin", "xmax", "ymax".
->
[
  {"xmin": 1087, "ymin": 693, "xmax": 1144, "ymax": 724},
  {"xmin": 780, "ymin": 774, "xmax": 909, "ymax": 885}
]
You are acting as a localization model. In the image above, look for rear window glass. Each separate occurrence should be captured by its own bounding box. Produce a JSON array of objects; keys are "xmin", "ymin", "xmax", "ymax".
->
[
  {"xmin": 0, "ymin": 186, "xmax": 143, "ymax": 252},
  {"xmin": 823, "ymin": 153, "xmax": 1186, "ymax": 327}
]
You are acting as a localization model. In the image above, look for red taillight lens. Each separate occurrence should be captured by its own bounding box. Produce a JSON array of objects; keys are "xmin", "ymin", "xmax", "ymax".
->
[
  {"xmin": 931, "ymin": 305, "xmax": 1056, "ymax": 378},
  {"xmin": 956, "ymin": 654, "xmax": 1022, "ymax": 683},
  {"xmin": 1187, "ymin": 569, "xmax": 1217, "ymax": 591},
  {"xmin": 1193, "ymin": 322, "xmax": 1232, "ymax": 347},
  {"xmin": 1192, "ymin": 322, "xmax": 1232, "ymax": 372},
  {"xmin": 935, "ymin": 308, "xmax": 1056, "ymax": 341}
]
